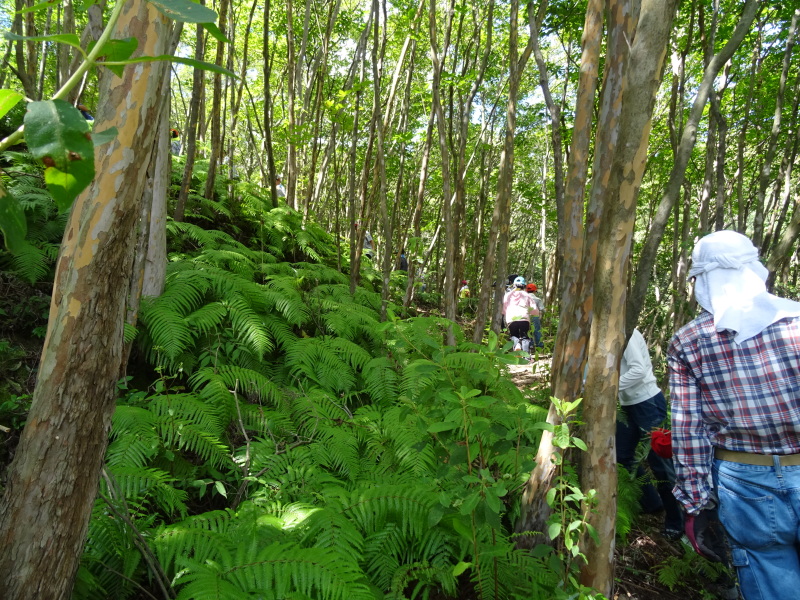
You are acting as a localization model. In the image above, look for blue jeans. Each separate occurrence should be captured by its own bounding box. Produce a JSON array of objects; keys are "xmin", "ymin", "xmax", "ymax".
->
[
  {"xmin": 713, "ymin": 458, "xmax": 800, "ymax": 600},
  {"xmin": 531, "ymin": 316, "xmax": 543, "ymax": 348},
  {"xmin": 617, "ymin": 392, "xmax": 683, "ymax": 532}
]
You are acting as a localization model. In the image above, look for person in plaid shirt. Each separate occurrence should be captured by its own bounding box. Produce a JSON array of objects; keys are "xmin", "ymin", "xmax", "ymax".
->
[{"xmin": 668, "ymin": 230, "xmax": 800, "ymax": 600}]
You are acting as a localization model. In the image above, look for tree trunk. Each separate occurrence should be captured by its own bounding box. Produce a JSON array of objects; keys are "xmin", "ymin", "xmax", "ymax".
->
[
  {"xmin": 0, "ymin": 1, "xmax": 172, "ymax": 596},
  {"xmin": 203, "ymin": 0, "xmax": 230, "ymax": 201},
  {"xmin": 518, "ymin": 0, "xmax": 636, "ymax": 550},
  {"xmin": 174, "ymin": 21, "xmax": 206, "ymax": 222},
  {"xmin": 579, "ymin": 1, "xmax": 677, "ymax": 593}
]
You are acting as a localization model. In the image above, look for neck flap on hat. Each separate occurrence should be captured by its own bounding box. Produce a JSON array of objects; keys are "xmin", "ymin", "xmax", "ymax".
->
[{"xmin": 689, "ymin": 230, "xmax": 800, "ymax": 343}]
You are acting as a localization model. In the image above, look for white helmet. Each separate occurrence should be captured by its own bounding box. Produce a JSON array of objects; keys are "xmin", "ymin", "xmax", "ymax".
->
[{"xmin": 513, "ymin": 276, "xmax": 526, "ymax": 288}]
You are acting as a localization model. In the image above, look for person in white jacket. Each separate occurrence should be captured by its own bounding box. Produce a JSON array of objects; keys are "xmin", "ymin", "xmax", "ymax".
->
[{"xmin": 618, "ymin": 328, "xmax": 683, "ymax": 539}]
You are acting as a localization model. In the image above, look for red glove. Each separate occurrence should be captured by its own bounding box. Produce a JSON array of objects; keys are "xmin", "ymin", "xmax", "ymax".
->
[{"xmin": 650, "ymin": 428, "xmax": 673, "ymax": 458}]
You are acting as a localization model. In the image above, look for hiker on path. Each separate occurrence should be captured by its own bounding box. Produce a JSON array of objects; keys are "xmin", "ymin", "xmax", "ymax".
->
[
  {"xmin": 525, "ymin": 283, "xmax": 545, "ymax": 348},
  {"xmin": 668, "ymin": 230, "xmax": 800, "ymax": 600},
  {"xmin": 618, "ymin": 328, "xmax": 683, "ymax": 539},
  {"xmin": 502, "ymin": 276, "xmax": 536, "ymax": 356}
]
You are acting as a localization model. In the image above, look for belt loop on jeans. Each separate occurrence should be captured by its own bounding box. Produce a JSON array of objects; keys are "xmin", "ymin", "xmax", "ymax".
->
[{"xmin": 715, "ymin": 448, "xmax": 800, "ymax": 466}]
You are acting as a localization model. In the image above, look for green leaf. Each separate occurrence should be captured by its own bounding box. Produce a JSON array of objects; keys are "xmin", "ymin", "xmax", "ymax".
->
[
  {"xmin": 452, "ymin": 562, "xmax": 471, "ymax": 577},
  {"xmin": 91, "ymin": 127, "xmax": 118, "ymax": 147},
  {"xmin": 3, "ymin": 31, "xmax": 82, "ymax": 51},
  {"xmin": 148, "ymin": 0, "xmax": 218, "ymax": 23},
  {"xmin": 545, "ymin": 487, "xmax": 557, "ymax": 508},
  {"xmin": 484, "ymin": 488, "xmax": 503, "ymax": 514},
  {"xmin": 460, "ymin": 491, "xmax": 481, "ymax": 515},
  {"xmin": 0, "ymin": 184, "xmax": 28, "ymax": 253},
  {"xmin": 214, "ymin": 480, "xmax": 227, "ymax": 498},
  {"xmin": 202, "ymin": 21, "xmax": 231, "ymax": 44},
  {"xmin": 467, "ymin": 396, "xmax": 498, "ymax": 409},
  {"xmin": 0, "ymin": 90, "xmax": 24, "ymax": 121},
  {"xmin": 571, "ymin": 436, "xmax": 587, "ymax": 451},
  {"xmin": 427, "ymin": 505, "xmax": 444, "ymax": 528},
  {"xmin": 427, "ymin": 421, "xmax": 458, "ymax": 433},
  {"xmin": 487, "ymin": 329, "xmax": 498, "ymax": 352},
  {"xmin": 88, "ymin": 37, "xmax": 138, "ymax": 76},
  {"xmin": 24, "ymin": 99, "xmax": 94, "ymax": 211},
  {"xmin": 547, "ymin": 522, "xmax": 562, "ymax": 540},
  {"xmin": 567, "ymin": 519, "xmax": 582, "ymax": 533}
]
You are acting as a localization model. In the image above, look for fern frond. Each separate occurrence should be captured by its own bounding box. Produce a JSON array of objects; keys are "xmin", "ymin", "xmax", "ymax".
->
[{"xmin": 361, "ymin": 357, "xmax": 399, "ymax": 405}]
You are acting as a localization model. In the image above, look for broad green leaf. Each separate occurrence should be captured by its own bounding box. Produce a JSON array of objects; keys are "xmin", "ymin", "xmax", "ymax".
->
[
  {"xmin": 427, "ymin": 505, "xmax": 444, "ymax": 528},
  {"xmin": 547, "ymin": 522, "xmax": 562, "ymax": 540},
  {"xmin": 3, "ymin": 32, "xmax": 82, "ymax": 51},
  {"xmin": 567, "ymin": 519, "xmax": 582, "ymax": 533},
  {"xmin": 214, "ymin": 480, "xmax": 227, "ymax": 497},
  {"xmin": 545, "ymin": 487, "xmax": 557, "ymax": 508},
  {"xmin": 571, "ymin": 436, "xmax": 587, "ymax": 451},
  {"xmin": 467, "ymin": 396, "xmax": 498, "ymax": 409},
  {"xmin": 202, "ymin": 22, "xmax": 231, "ymax": 44},
  {"xmin": 459, "ymin": 491, "xmax": 481, "ymax": 515},
  {"xmin": 452, "ymin": 562, "xmax": 471, "ymax": 577},
  {"xmin": 484, "ymin": 488, "xmax": 503, "ymax": 514},
  {"xmin": 91, "ymin": 127, "xmax": 118, "ymax": 147},
  {"xmin": 0, "ymin": 90, "xmax": 23, "ymax": 121},
  {"xmin": 427, "ymin": 421, "xmax": 458, "ymax": 433},
  {"xmin": 0, "ymin": 184, "xmax": 28, "ymax": 253},
  {"xmin": 24, "ymin": 99, "xmax": 95, "ymax": 211},
  {"xmin": 88, "ymin": 37, "xmax": 138, "ymax": 77},
  {"xmin": 148, "ymin": 0, "xmax": 218, "ymax": 23}
]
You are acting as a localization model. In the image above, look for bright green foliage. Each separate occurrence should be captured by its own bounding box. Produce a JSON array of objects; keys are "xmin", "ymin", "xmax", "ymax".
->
[
  {"xmin": 70, "ymin": 204, "xmax": 604, "ymax": 598},
  {"xmin": 24, "ymin": 99, "xmax": 95, "ymax": 211},
  {"xmin": 0, "ymin": 152, "xmax": 66, "ymax": 282}
]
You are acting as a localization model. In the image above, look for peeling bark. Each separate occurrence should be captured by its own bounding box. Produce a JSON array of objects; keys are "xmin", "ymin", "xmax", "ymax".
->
[{"xmin": 0, "ymin": 1, "xmax": 171, "ymax": 596}]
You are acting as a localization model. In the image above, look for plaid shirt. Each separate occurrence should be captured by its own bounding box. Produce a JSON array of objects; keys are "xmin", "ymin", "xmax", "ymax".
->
[{"xmin": 667, "ymin": 311, "xmax": 800, "ymax": 514}]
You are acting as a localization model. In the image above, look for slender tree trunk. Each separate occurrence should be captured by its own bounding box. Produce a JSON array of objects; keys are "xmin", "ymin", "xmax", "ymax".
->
[
  {"xmin": 580, "ymin": 1, "xmax": 677, "ymax": 593},
  {"xmin": 203, "ymin": 0, "xmax": 230, "ymax": 201},
  {"xmin": 519, "ymin": 0, "xmax": 635, "ymax": 550},
  {"xmin": 0, "ymin": 1, "xmax": 172, "ymax": 596},
  {"xmin": 429, "ymin": 0, "xmax": 456, "ymax": 342},
  {"xmin": 174, "ymin": 22, "xmax": 206, "ymax": 222}
]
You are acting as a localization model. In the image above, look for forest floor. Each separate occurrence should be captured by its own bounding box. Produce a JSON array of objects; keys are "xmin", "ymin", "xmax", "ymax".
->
[{"xmin": 506, "ymin": 357, "xmax": 739, "ymax": 600}]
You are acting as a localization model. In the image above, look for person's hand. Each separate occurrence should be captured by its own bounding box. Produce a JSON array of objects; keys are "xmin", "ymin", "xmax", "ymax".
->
[{"xmin": 684, "ymin": 509, "xmax": 725, "ymax": 562}]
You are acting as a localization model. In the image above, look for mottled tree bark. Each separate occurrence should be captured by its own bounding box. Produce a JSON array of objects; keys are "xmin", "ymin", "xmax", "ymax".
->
[
  {"xmin": 580, "ymin": 0, "xmax": 677, "ymax": 592},
  {"xmin": 0, "ymin": 0, "xmax": 171, "ymax": 597}
]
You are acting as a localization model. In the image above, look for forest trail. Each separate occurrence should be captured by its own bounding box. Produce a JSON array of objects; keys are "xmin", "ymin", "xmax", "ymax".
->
[{"xmin": 505, "ymin": 354, "xmax": 551, "ymax": 390}]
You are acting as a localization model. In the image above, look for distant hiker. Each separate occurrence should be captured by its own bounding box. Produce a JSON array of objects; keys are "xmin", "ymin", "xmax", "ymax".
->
[
  {"xmin": 502, "ymin": 276, "xmax": 536, "ymax": 355},
  {"xmin": 363, "ymin": 230, "xmax": 374, "ymax": 260},
  {"xmin": 275, "ymin": 177, "xmax": 287, "ymax": 198},
  {"xmin": 458, "ymin": 280, "xmax": 470, "ymax": 298},
  {"xmin": 618, "ymin": 328, "xmax": 683, "ymax": 540},
  {"xmin": 669, "ymin": 230, "xmax": 800, "ymax": 598},
  {"xmin": 525, "ymin": 283, "xmax": 545, "ymax": 348},
  {"xmin": 77, "ymin": 103, "xmax": 94, "ymax": 121},
  {"xmin": 398, "ymin": 249, "xmax": 408, "ymax": 271},
  {"xmin": 170, "ymin": 129, "xmax": 181, "ymax": 155},
  {"xmin": 506, "ymin": 273, "xmax": 520, "ymax": 291},
  {"xmin": 355, "ymin": 222, "xmax": 374, "ymax": 260}
]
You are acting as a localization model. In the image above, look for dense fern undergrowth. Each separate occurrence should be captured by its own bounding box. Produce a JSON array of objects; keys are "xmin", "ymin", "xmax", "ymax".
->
[{"xmin": 1, "ymin": 153, "xmax": 610, "ymax": 600}]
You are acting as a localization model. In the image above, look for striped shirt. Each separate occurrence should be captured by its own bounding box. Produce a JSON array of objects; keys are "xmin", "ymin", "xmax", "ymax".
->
[{"xmin": 667, "ymin": 311, "xmax": 800, "ymax": 514}]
